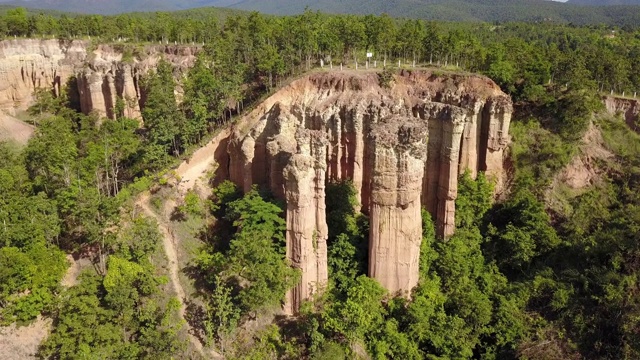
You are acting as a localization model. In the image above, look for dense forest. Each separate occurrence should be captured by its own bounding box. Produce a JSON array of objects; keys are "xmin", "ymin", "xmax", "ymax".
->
[{"xmin": 1, "ymin": 6, "xmax": 640, "ymax": 360}]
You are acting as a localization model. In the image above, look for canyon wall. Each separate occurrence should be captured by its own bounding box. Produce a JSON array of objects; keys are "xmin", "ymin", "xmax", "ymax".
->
[
  {"xmin": 224, "ymin": 70, "xmax": 512, "ymax": 310},
  {"xmin": 0, "ymin": 39, "xmax": 198, "ymax": 120}
]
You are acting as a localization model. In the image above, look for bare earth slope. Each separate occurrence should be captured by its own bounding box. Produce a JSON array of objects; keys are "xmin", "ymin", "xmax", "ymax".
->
[
  {"xmin": 0, "ymin": 317, "xmax": 51, "ymax": 360},
  {"xmin": 0, "ymin": 113, "xmax": 33, "ymax": 145}
]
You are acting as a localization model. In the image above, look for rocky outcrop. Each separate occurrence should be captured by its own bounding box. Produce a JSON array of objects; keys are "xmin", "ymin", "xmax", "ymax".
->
[
  {"xmin": 76, "ymin": 45, "xmax": 197, "ymax": 121},
  {"xmin": 0, "ymin": 38, "xmax": 512, "ymax": 310},
  {"xmin": 77, "ymin": 64, "xmax": 141, "ymax": 121},
  {"xmin": 222, "ymin": 70, "xmax": 512, "ymax": 310},
  {"xmin": 0, "ymin": 39, "xmax": 198, "ymax": 121},
  {"xmin": 604, "ymin": 95, "xmax": 640, "ymax": 132}
]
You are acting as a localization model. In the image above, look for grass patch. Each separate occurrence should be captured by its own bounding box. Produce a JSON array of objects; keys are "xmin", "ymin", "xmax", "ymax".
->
[
  {"xmin": 172, "ymin": 210, "xmax": 208, "ymax": 298},
  {"xmin": 598, "ymin": 114, "xmax": 640, "ymax": 161},
  {"xmin": 510, "ymin": 118, "xmax": 576, "ymax": 194}
]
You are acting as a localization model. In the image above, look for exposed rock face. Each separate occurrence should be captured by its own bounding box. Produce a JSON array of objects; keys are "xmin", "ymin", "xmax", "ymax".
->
[
  {"xmin": 283, "ymin": 129, "xmax": 329, "ymax": 314},
  {"xmin": 0, "ymin": 39, "xmax": 198, "ymax": 121},
  {"xmin": 0, "ymin": 39, "xmax": 86, "ymax": 113},
  {"xmin": 604, "ymin": 95, "xmax": 640, "ymax": 132},
  {"xmin": 76, "ymin": 45, "xmax": 197, "ymax": 121},
  {"xmin": 77, "ymin": 64, "xmax": 141, "ymax": 122},
  {"xmin": 223, "ymin": 70, "xmax": 512, "ymax": 310},
  {"xmin": 369, "ymin": 119, "xmax": 427, "ymax": 295}
]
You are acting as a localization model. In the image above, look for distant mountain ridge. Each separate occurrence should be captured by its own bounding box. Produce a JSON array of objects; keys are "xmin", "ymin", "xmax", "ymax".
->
[
  {"xmin": 1, "ymin": 0, "xmax": 639, "ymax": 26},
  {"xmin": 568, "ymin": 0, "xmax": 640, "ymax": 4}
]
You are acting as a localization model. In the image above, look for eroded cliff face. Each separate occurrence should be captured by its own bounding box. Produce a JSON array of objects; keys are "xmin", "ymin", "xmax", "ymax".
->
[
  {"xmin": 0, "ymin": 39, "xmax": 198, "ymax": 120},
  {"xmin": 604, "ymin": 96, "xmax": 640, "ymax": 132},
  {"xmin": 0, "ymin": 39, "xmax": 86, "ymax": 113},
  {"xmin": 223, "ymin": 70, "xmax": 512, "ymax": 311}
]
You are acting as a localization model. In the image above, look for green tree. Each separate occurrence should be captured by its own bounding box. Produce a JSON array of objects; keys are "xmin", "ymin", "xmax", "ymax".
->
[
  {"xmin": 141, "ymin": 60, "xmax": 183, "ymax": 167},
  {"xmin": 24, "ymin": 117, "xmax": 78, "ymax": 196},
  {"xmin": 5, "ymin": 8, "xmax": 28, "ymax": 36}
]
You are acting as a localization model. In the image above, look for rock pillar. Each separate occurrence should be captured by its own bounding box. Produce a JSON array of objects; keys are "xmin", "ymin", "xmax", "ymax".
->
[
  {"xmin": 368, "ymin": 119, "xmax": 427, "ymax": 296},
  {"xmin": 121, "ymin": 64, "xmax": 142, "ymax": 120},
  {"xmin": 422, "ymin": 104, "xmax": 467, "ymax": 238},
  {"xmin": 459, "ymin": 101, "xmax": 484, "ymax": 178},
  {"xmin": 283, "ymin": 129, "xmax": 328, "ymax": 314},
  {"xmin": 436, "ymin": 110, "xmax": 467, "ymax": 238},
  {"xmin": 105, "ymin": 72, "xmax": 116, "ymax": 120},
  {"xmin": 481, "ymin": 98, "xmax": 512, "ymax": 192}
]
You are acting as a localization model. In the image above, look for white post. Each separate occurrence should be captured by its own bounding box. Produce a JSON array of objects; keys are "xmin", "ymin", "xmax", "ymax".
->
[
  {"xmin": 366, "ymin": 61, "xmax": 368, "ymax": 69},
  {"xmin": 398, "ymin": 60, "xmax": 401, "ymax": 68},
  {"xmin": 623, "ymin": 91, "xmax": 625, "ymax": 97},
  {"xmin": 635, "ymin": 92, "xmax": 637, "ymax": 98},
  {"xmin": 321, "ymin": 59, "xmax": 324, "ymax": 68},
  {"xmin": 611, "ymin": 89, "xmax": 614, "ymax": 95},
  {"xmin": 412, "ymin": 60, "xmax": 415, "ymax": 68},
  {"xmin": 340, "ymin": 63, "xmax": 343, "ymax": 71},
  {"xmin": 384, "ymin": 59, "xmax": 386, "ymax": 67},
  {"xmin": 374, "ymin": 60, "xmax": 377, "ymax": 68},
  {"xmin": 330, "ymin": 61, "xmax": 333, "ymax": 69}
]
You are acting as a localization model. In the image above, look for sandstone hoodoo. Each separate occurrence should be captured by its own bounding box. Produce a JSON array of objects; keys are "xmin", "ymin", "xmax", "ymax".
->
[
  {"xmin": 368, "ymin": 118, "xmax": 427, "ymax": 294},
  {"xmin": 283, "ymin": 129, "xmax": 329, "ymax": 314},
  {"xmin": 222, "ymin": 70, "xmax": 513, "ymax": 310}
]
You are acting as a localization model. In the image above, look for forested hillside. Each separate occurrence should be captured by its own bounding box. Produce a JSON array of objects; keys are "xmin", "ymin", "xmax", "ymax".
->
[
  {"xmin": 1, "ymin": 6, "xmax": 640, "ymax": 360},
  {"xmin": 0, "ymin": 0, "xmax": 640, "ymax": 26}
]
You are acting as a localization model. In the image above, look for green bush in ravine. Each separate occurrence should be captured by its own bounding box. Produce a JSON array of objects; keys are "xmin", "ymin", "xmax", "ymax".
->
[{"xmin": 195, "ymin": 183, "xmax": 299, "ymax": 320}]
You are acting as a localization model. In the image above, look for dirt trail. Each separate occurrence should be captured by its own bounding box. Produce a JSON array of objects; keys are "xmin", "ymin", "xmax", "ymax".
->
[
  {"xmin": 136, "ymin": 194, "xmax": 207, "ymax": 357},
  {"xmin": 134, "ymin": 130, "xmax": 231, "ymax": 358},
  {"xmin": 176, "ymin": 128, "xmax": 230, "ymax": 195}
]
